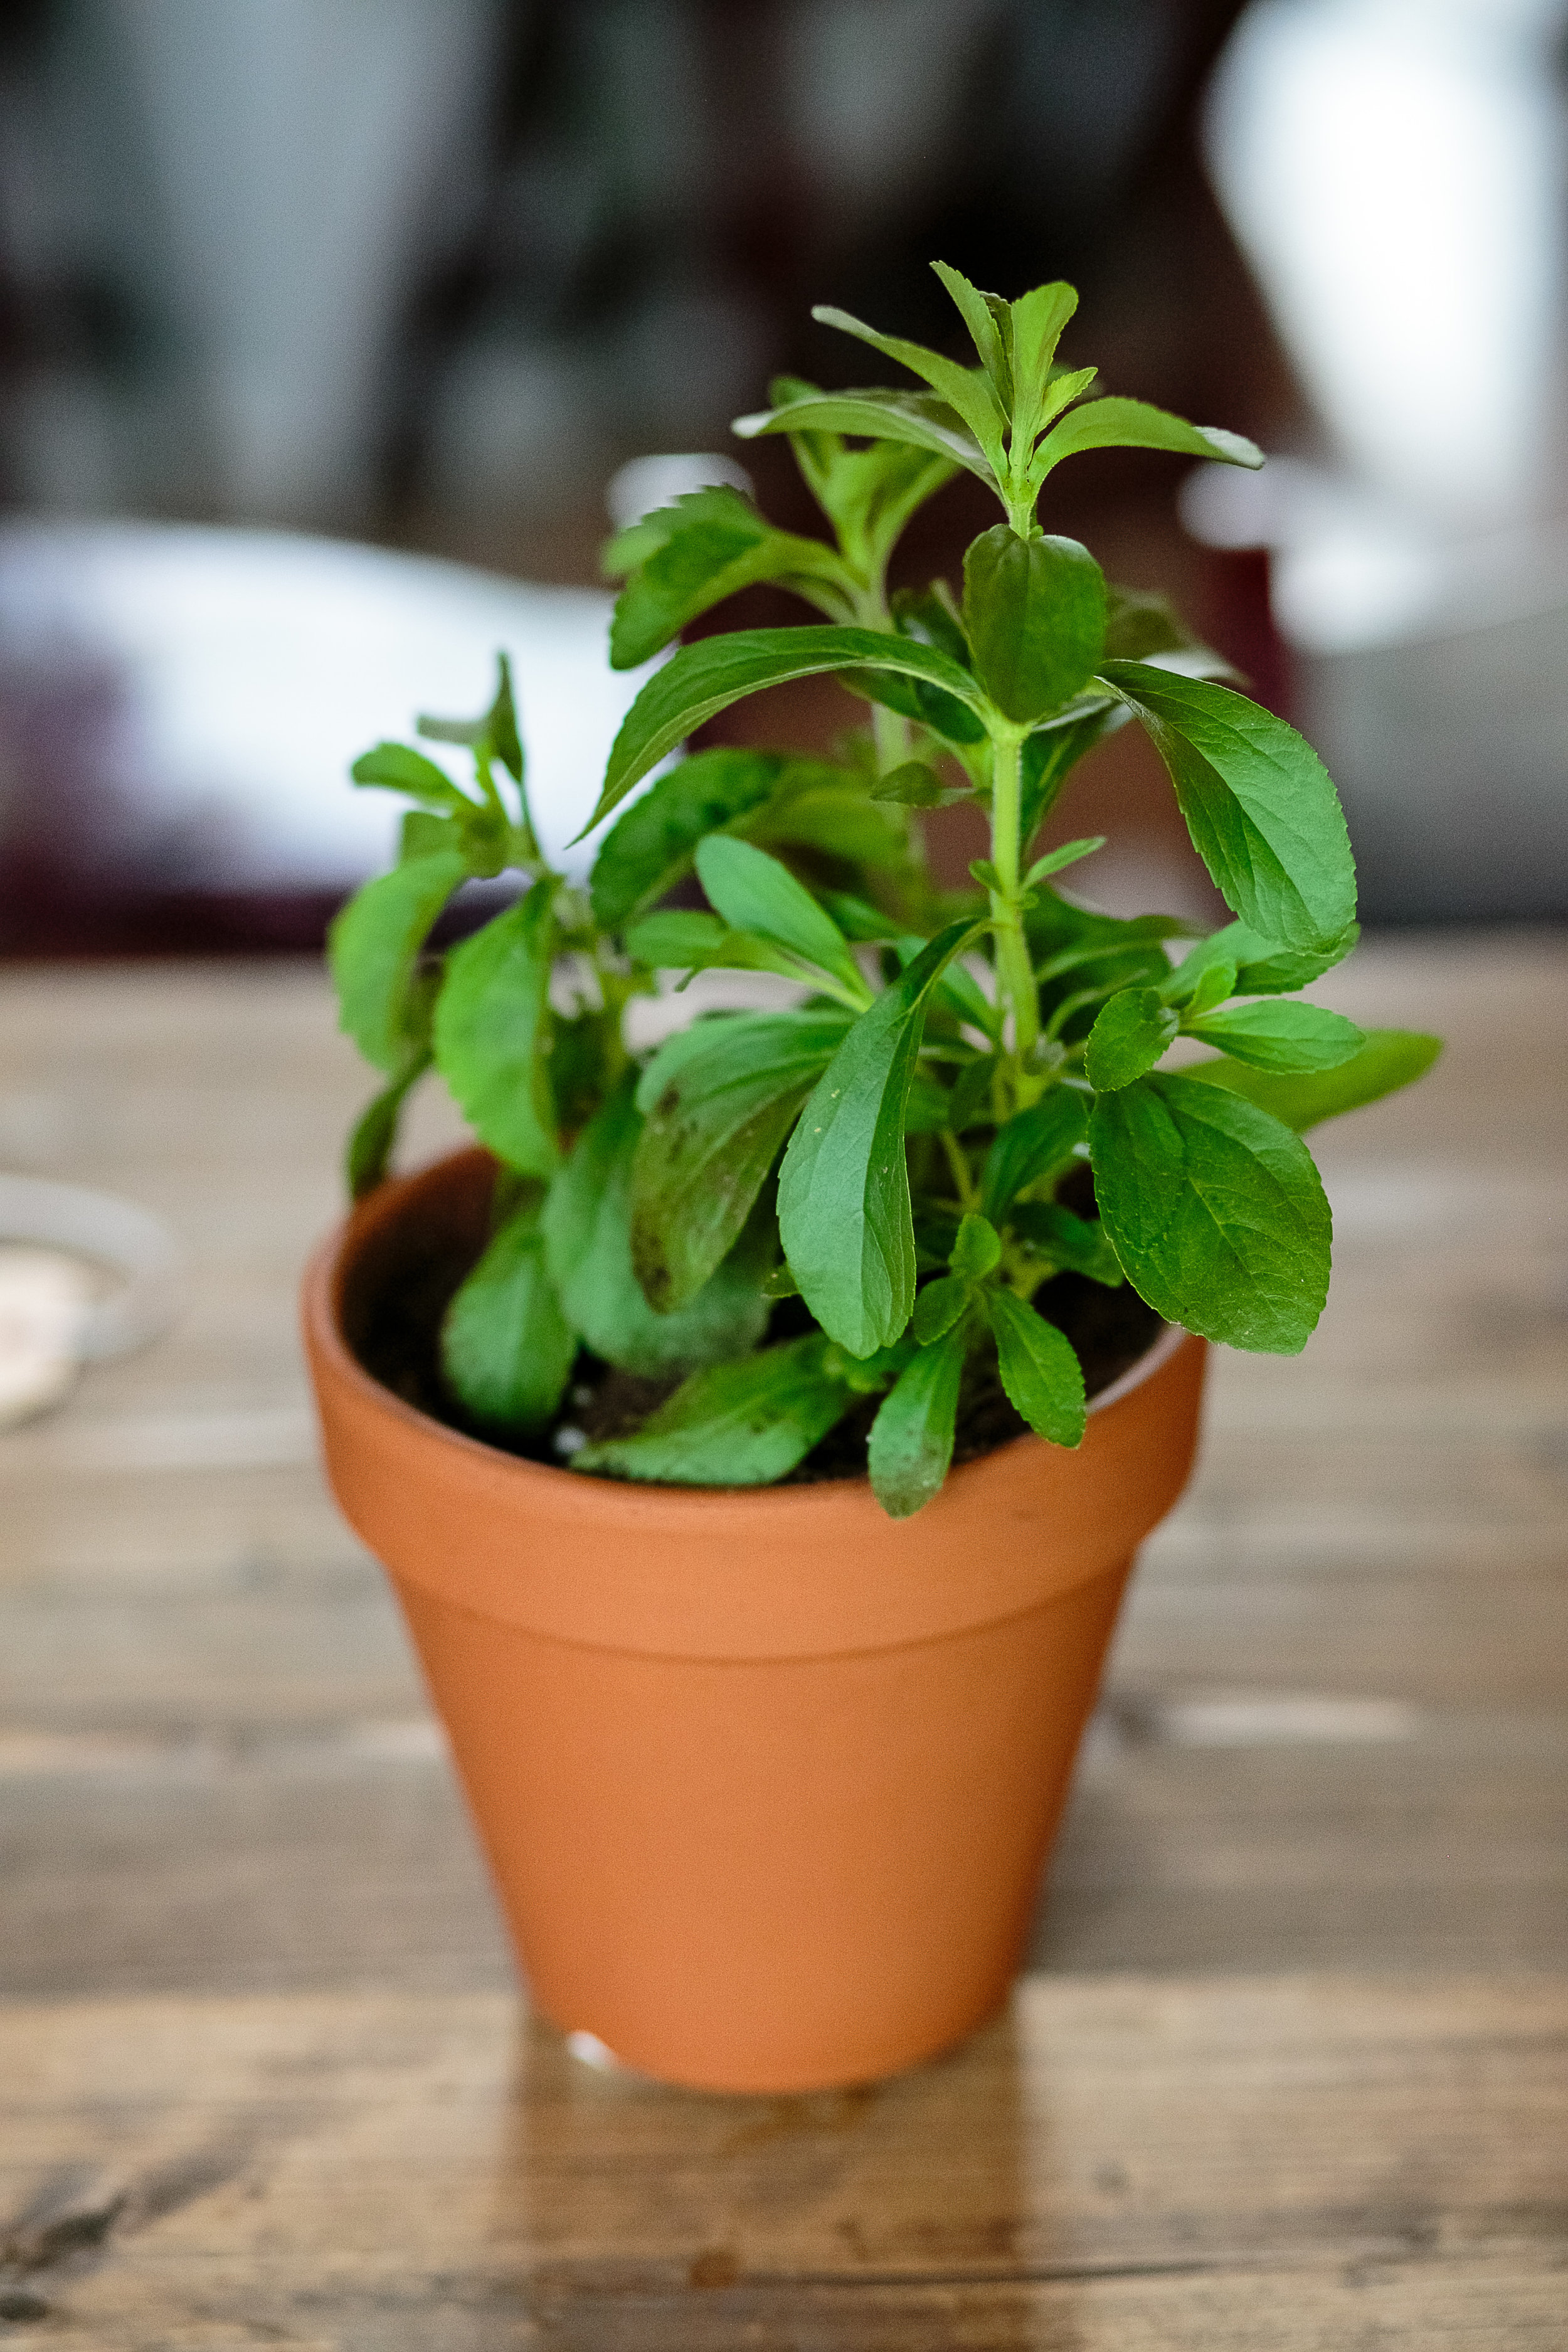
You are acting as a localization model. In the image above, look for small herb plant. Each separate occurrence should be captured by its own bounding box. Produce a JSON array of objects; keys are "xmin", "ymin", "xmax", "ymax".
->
[{"xmin": 330, "ymin": 265, "xmax": 1439, "ymax": 1517}]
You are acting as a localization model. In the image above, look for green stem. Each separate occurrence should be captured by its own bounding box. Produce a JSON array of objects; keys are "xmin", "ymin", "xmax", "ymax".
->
[{"xmin": 987, "ymin": 723, "xmax": 1040, "ymax": 1080}]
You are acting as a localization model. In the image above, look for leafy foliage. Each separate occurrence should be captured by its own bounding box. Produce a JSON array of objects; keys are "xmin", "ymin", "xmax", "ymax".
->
[{"xmin": 331, "ymin": 263, "xmax": 1439, "ymax": 1517}]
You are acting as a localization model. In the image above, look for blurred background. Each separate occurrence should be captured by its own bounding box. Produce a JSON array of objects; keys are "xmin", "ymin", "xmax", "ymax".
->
[{"xmin": 1, "ymin": 0, "xmax": 1565, "ymax": 953}]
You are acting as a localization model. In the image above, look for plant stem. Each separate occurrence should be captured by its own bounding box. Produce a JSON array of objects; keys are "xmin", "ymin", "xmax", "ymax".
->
[{"xmin": 987, "ymin": 723, "xmax": 1040, "ymax": 1083}]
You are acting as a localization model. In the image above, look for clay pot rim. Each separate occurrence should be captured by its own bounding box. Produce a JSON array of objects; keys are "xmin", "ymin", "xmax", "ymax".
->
[{"xmin": 303, "ymin": 1147, "xmax": 1189, "ymax": 1530}]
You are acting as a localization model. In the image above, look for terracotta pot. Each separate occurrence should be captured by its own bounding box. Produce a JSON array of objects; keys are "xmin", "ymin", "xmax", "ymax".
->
[{"xmin": 302, "ymin": 1148, "xmax": 1206, "ymax": 2092}]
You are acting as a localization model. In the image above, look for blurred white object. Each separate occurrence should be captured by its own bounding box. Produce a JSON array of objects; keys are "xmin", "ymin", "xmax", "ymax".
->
[
  {"xmin": 0, "ymin": 1177, "xmax": 182, "ymax": 1429},
  {"xmin": 0, "ymin": 1251, "xmax": 93, "ymax": 1428},
  {"xmin": 1207, "ymin": 0, "xmax": 1568, "ymax": 529},
  {"xmin": 110, "ymin": 0, "xmax": 502, "ymax": 520},
  {"xmin": 0, "ymin": 522, "xmax": 671, "ymax": 887},
  {"xmin": 605, "ymin": 453, "xmax": 753, "ymax": 531}
]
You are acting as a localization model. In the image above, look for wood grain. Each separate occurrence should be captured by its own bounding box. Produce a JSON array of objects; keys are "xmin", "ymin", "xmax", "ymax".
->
[
  {"xmin": 1, "ymin": 940, "xmax": 1565, "ymax": 2343},
  {"xmin": 1, "ymin": 1978, "xmax": 1564, "ymax": 2347}
]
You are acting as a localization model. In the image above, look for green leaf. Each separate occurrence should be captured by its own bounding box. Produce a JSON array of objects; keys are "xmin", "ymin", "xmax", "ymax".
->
[
  {"xmin": 734, "ymin": 386, "xmax": 991, "ymax": 480},
  {"xmin": 950, "ymin": 1210, "xmax": 1001, "ymax": 1279},
  {"xmin": 1103, "ymin": 586, "xmax": 1234, "ymax": 677},
  {"xmin": 1019, "ymin": 702, "xmax": 1125, "ymax": 844},
  {"xmin": 418, "ymin": 652, "xmax": 524, "ymax": 780},
  {"xmin": 574, "ymin": 1333, "xmax": 859, "ymax": 1486},
  {"xmin": 585, "ymin": 626, "xmax": 991, "ymax": 834},
  {"xmin": 867, "ymin": 1328, "xmax": 968, "ymax": 1517},
  {"xmin": 1084, "ymin": 988, "xmax": 1180, "ymax": 1091},
  {"xmin": 694, "ymin": 835, "xmax": 865, "ymax": 997},
  {"xmin": 630, "ymin": 1010, "xmax": 850, "ymax": 1311},
  {"xmin": 987, "ymin": 1288, "xmax": 1086, "ymax": 1446},
  {"xmin": 1182, "ymin": 1029, "xmax": 1442, "ymax": 1131},
  {"xmin": 784, "ymin": 410, "xmax": 961, "ymax": 566},
  {"xmin": 1089, "ymin": 1073, "xmax": 1332, "ymax": 1353},
  {"xmin": 745, "ymin": 773, "xmax": 911, "ymax": 870},
  {"xmin": 1098, "ymin": 664, "xmax": 1357, "ymax": 954},
  {"xmin": 869, "ymin": 760, "xmax": 958, "ymax": 808},
  {"xmin": 912, "ymin": 1273, "xmax": 971, "ymax": 1345},
  {"xmin": 980, "ymin": 1089, "xmax": 1088, "ymax": 1219},
  {"xmin": 542, "ymin": 1079, "xmax": 771, "ymax": 1377},
  {"xmin": 329, "ymin": 850, "xmax": 467, "ymax": 1076},
  {"xmin": 351, "ymin": 741, "xmax": 465, "ymax": 805},
  {"xmin": 1185, "ymin": 999, "xmax": 1365, "ymax": 1073},
  {"xmin": 1167, "ymin": 918, "xmax": 1360, "ymax": 1001},
  {"xmin": 891, "ymin": 580, "xmax": 973, "ymax": 669},
  {"xmin": 962, "ymin": 528, "xmax": 1108, "ymax": 722},
  {"xmin": 1032, "ymin": 397, "xmax": 1262, "ymax": 487},
  {"xmin": 1024, "ymin": 837, "xmax": 1105, "ymax": 887},
  {"xmin": 344, "ymin": 1049, "xmax": 431, "ymax": 1200},
  {"xmin": 588, "ymin": 747, "xmax": 784, "ymax": 930},
  {"xmin": 432, "ymin": 881, "xmax": 558, "ymax": 1175},
  {"xmin": 810, "ymin": 302, "xmax": 1008, "ymax": 472},
  {"xmin": 1005, "ymin": 280, "xmax": 1079, "ymax": 447},
  {"xmin": 931, "ymin": 260, "xmax": 1014, "ymax": 396},
  {"xmin": 777, "ymin": 918, "xmax": 980, "ymax": 1355},
  {"xmin": 440, "ymin": 1201, "xmax": 575, "ymax": 1432},
  {"xmin": 1008, "ymin": 1201, "xmax": 1123, "ymax": 1285},
  {"xmin": 605, "ymin": 487, "xmax": 852, "ymax": 667}
]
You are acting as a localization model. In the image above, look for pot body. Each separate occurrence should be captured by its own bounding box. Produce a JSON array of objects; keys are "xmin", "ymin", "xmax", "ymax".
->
[{"xmin": 303, "ymin": 1151, "xmax": 1207, "ymax": 2092}]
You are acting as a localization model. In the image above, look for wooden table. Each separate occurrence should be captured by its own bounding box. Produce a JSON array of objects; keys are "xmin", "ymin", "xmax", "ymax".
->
[{"xmin": 2, "ymin": 938, "xmax": 1565, "ymax": 2348}]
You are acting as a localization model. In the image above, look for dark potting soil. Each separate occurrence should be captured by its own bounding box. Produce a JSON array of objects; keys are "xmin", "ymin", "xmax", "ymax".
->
[{"xmin": 351, "ymin": 1201, "xmax": 1163, "ymax": 1488}]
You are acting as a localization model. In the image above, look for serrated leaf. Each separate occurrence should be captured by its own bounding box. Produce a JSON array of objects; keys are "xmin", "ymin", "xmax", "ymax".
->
[
  {"xmin": 1098, "ymin": 664, "xmax": 1357, "ymax": 954},
  {"xmin": 585, "ymin": 625, "xmax": 990, "ymax": 834},
  {"xmin": 630, "ymin": 1010, "xmax": 850, "ymax": 1311},
  {"xmin": 950, "ymin": 1210, "xmax": 1001, "ymax": 1279},
  {"xmin": 1186, "ymin": 999, "xmax": 1364, "ymax": 1073},
  {"xmin": 891, "ymin": 580, "xmax": 973, "ymax": 667},
  {"xmin": 329, "ymin": 850, "xmax": 467, "ymax": 1076},
  {"xmin": 1032, "ymin": 396, "xmax": 1262, "ymax": 487},
  {"xmin": 1006, "ymin": 280, "xmax": 1079, "ymax": 447},
  {"xmin": 932, "ymin": 260, "xmax": 1012, "ymax": 396},
  {"xmin": 588, "ymin": 747, "xmax": 786, "ymax": 930},
  {"xmin": 574, "ymin": 1333, "xmax": 858, "ymax": 1486},
  {"xmin": 543, "ymin": 1079, "xmax": 771, "ymax": 1376},
  {"xmin": 440, "ymin": 1200, "xmax": 575, "ymax": 1431},
  {"xmin": 607, "ymin": 486, "xmax": 851, "ymax": 667},
  {"xmin": 432, "ymin": 881, "xmax": 558, "ymax": 1175},
  {"xmin": 1167, "ymin": 919, "xmax": 1360, "ymax": 1001},
  {"xmin": 695, "ymin": 835, "xmax": 866, "ymax": 996},
  {"xmin": 811, "ymin": 302, "xmax": 1008, "ymax": 472},
  {"xmin": 988, "ymin": 1288, "xmax": 1086, "ymax": 1445},
  {"xmin": 351, "ymin": 741, "xmax": 465, "ymax": 805},
  {"xmin": 778, "ymin": 918, "xmax": 980, "ymax": 1355},
  {"xmin": 913, "ymin": 1273, "xmax": 971, "ymax": 1345},
  {"xmin": 963, "ymin": 527, "xmax": 1107, "ymax": 722},
  {"xmin": 867, "ymin": 1328, "xmax": 967, "ymax": 1517},
  {"xmin": 980, "ymin": 1089, "xmax": 1088, "ymax": 1219},
  {"xmin": 1183, "ymin": 1029, "xmax": 1441, "ymax": 1131},
  {"xmin": 1089, "ymin": 1072, "xmax": 1332, "ymax": 1353},
  {"xmin": 1085, "ymin": 987, "xmax": 1180, "ymax": 1091},
  {"xmin": 734, "ymin": 386, "xmax": 991, "ymax": 479}
]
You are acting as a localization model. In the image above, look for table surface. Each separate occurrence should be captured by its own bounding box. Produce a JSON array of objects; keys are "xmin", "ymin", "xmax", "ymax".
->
[{"xmin": 1, "ymin": 937, "xmax": 1565, "ymax": 2349}]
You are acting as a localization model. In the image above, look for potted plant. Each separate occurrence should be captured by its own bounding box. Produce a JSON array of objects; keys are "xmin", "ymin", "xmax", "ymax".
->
[{"xmin": 304, "ymin": 265, "xmax": 1439, "ymax": 2092}]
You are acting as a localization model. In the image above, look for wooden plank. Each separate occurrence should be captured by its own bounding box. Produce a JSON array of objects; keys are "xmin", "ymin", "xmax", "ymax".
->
[{"xmin": 1, "ymin": 1978, "xmax": 1563, "ymax": 2347}]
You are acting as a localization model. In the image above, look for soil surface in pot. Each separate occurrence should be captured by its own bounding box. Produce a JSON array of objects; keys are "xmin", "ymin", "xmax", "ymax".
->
[{"xmin": 349, "ymin": 1166, "xmax": 1164, "ymax": 1485}]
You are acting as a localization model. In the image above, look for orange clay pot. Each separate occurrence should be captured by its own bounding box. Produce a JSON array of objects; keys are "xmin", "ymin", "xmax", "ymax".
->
[{"xmin": 303, "ymin": 1148, "xmax": 1206, "ymax": 2093}]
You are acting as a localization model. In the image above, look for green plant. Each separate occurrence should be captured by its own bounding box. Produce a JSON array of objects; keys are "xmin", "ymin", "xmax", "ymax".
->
[{"xmin": 330, "ymin": 264, "xmax": 1439, "ymax": 1516}]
